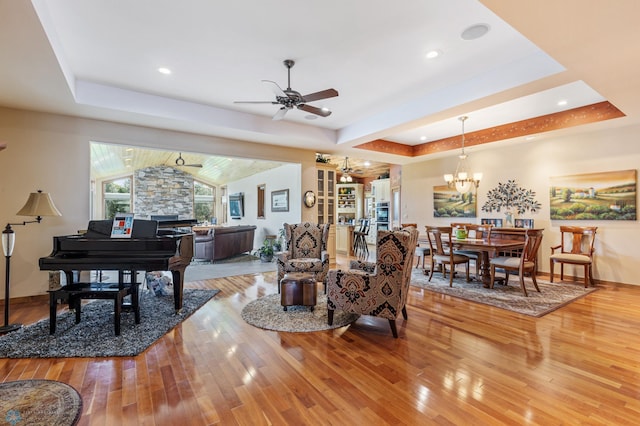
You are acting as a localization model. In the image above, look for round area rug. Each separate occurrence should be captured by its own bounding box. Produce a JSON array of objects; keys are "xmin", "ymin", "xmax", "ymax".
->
[
  {"xmin": 0, "ymin": 379, "xmax": 82, "ymax": 425},
  {"xmin": 241, "ymin": 294, "xmax": 359, "ymax": 332}
]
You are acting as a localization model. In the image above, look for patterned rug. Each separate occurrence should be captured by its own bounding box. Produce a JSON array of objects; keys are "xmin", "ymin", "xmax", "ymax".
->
[
  {"xmin": 410, "ymin": 268, "xmax": 598, "ymax": 317},
  {"xmin": 0, "ymin": 379, "xmax": 82, "ymax": 425},
  {"xmin": 241, "ymin": 293, "xmax": 359, "ymax": 332},
  {"xmin": 0, "ymin": 289, "xmax": 219, "ymax": 358}
]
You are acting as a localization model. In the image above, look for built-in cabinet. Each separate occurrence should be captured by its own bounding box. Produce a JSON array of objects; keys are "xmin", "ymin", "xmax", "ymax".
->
[
  {"xmin": 316, "ymin": 164, "xmax": 336, "ymax": 261},
  {"xmin": 371, "ymin": 178, "xmax": 391, "ymax": 202},
  {"xmin": 336, "ymin": 183, "xmax": 363, "ymax": 224}
]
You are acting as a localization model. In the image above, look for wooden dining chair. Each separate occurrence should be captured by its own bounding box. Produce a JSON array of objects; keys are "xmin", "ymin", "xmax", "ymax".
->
[
  {"xmin": 401, "ymin": 223, "xmax": 428, "ymax": 269},
  {"xmin": 489, "ymin": 229, "xmax": 544, "ymax": 296},
  {"xmin": 550, "ymin": 226, "xmax": 597, "ymax": 287},
  {"xmin": 450, "ymin": 223, "xmax": 493, "ymax": 277},
  {"xmin": 425, "ymin": 226, "xmax": 470, "ymax": 286}
]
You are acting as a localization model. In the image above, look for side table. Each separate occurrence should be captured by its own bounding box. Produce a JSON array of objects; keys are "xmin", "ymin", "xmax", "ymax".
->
[{"xmin": 280, "ymin": 273, "xmax": 317, "ymax": 311}]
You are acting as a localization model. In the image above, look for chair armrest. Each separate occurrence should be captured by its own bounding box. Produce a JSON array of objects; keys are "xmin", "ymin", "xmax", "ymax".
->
[
  {"xmin": 550, "ymin": 244, "xmax": 561, "ymax": 254},
  {"xmin": 277, "ymin": 252, "xmax": 291, "ymax": 263},
  {"xmin": 349, "ymin": 260, "xmax": 376, "ymax": 273}
]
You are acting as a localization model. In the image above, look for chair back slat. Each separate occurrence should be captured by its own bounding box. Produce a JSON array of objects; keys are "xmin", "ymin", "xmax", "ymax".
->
[{"xmin": 560, "ymin": 226, "xmax": 597, "ymax": 255}]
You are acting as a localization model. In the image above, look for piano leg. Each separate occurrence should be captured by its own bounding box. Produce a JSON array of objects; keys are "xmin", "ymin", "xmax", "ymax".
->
[
  {"xmin": 171, "ymin": 269, "xmax": 184, "ymax": 314},
  {"xmin": 49, "ymin": 291, "xmax": 57, "ymax": 334}
]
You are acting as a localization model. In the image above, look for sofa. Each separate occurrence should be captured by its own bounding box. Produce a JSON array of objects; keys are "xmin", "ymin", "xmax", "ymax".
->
[{"xmin": 194, "ymin": 225, "xmax": 257, "ymax": 261}]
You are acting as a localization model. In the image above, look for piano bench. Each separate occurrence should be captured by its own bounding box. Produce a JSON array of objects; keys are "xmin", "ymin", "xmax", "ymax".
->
[{"xmin": 49, "ymin": 282, "xmax": 140, "ymax": 336}]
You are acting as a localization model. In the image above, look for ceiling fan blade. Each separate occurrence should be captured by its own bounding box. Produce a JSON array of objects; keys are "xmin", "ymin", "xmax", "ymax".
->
[
  {"xmin": 302, "ymin": 88, "xmax": 339, "ymax": 102},
  {"xmin": 233, "ymin": 100, "xmax": 278, "ymax": 104},
  {"xmin": 262, "ymin": 80, "xmax": 288, "ymax": 98},
  {"xmin": 297, "ymin": 104, "xmax": 332, "ymax": 117},
  {"xmin": 272, "ymin": 107, "xmax": 288, "ymax": 121}
]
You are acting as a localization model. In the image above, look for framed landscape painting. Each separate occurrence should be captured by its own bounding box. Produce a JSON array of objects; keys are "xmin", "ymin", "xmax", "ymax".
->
[
  {"xmin": 549, "ymin": 169, "xmax": 636, "ymax": 220},
  {"xmin": 433, "ymin": 185, "xmax": 476, "ymax": 218}
]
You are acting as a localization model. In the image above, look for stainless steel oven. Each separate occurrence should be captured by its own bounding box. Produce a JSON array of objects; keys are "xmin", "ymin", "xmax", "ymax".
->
[{"xmin": 375, "ymin": 202, "xmax": 389, "ymax": 230}]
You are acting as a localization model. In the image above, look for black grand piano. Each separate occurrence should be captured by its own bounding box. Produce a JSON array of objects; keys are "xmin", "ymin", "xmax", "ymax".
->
[{"xmin": 40, "ymin": 219, "xmax": 194, "ymax": 334}]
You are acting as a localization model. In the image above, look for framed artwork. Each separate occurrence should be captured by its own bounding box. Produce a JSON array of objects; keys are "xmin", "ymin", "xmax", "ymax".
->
[
  {"xmin": 481, "ymin": 218, "xmax": 503, "ymax": 227},
  {"xmin": 433, "ymin": 185, "xmax": 477, "ymax": 218},
  {"xmin": 549, "ymin": 169, "xmax": 636, "ymax": 220},
  {"xmin": 514, "ymin": 218, "xmax": 534, "ymax": 228},
  {"xmin": 271, "ymin": 189, "xmax": 289, "ymax": 212}
]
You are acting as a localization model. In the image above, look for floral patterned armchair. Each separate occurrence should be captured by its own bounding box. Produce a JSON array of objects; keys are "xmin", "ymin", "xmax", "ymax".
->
[
  {"xmin": 276, "ymin": 222, "xmax": 330, "ymax": 287},
  {"xmin": 326, "ymin": 227, "xmax": 419, "ymax": 338}
]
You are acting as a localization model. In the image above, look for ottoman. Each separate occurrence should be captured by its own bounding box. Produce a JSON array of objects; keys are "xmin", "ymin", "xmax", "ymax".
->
[{"xmin": 280, "ymin": 273, "xmax": 317, "ymax": 311}]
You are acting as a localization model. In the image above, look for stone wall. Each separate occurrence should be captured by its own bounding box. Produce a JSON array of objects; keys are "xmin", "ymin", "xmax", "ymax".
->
[{"xmin": 134, "ymin": 166, "xmax": 193, "ymax": 218}]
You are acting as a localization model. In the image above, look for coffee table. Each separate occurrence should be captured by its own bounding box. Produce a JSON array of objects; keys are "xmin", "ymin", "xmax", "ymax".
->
[{"xmin": 280, "ymin": 273, "xmax": 317, "ymax": 311}]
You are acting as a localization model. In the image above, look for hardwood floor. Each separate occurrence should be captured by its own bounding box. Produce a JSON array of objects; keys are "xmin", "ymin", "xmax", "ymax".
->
[{"xmin": 1, "ymin": 257, "xmax": 640, "ymax": 425}]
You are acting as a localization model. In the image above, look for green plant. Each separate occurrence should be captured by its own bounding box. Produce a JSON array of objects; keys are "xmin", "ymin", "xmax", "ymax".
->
[{"xmin": 253, "ymin": 239, "xmax": 274, "ymax": 257}]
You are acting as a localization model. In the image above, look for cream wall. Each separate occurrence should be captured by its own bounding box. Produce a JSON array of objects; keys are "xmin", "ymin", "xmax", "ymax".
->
[
  {"xmin": 0, "ymin": 107, "xmax": 317, "ymax": 298},
  {"xmin": 227, "ymin": 163, "xmax": 302, "ymax": 247},
  {"xmin": 402, "ymin": 123, "xmax": 640, "ymax": 286}
]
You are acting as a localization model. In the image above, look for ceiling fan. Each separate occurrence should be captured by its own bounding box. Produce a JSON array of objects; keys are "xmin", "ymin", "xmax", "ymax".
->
[
  {"xmin": 174, "ymin": 152, "xmax": 202, "ymax": 168},
  {"xmin": 234, "ymin": 59, "xmax": 339, "ymax": 121}
]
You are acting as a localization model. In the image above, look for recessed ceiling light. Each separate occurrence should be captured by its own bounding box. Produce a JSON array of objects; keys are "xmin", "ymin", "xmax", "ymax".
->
[
  {"xmin": 426, "ymin": 50, "xmax": 441, "ymax": 59},
  {"xmin": 305, "ymin": 115, "xmax": 318, "ymax": 120},
  {"xmin": 364, "ymin": 161, "xmax": 371, "ymax": 167},
  {"xmin": 420, "ymin": 136, "xmax": 427, "ymax": 141},
  {"xmin": 158, "ymin": 67, "xmax": 172, "ymax": 75},
  {"xmin": 461, "ymin": 23, "xmax": 490, "ymax": 41},
  {"xmin": 525, "ymin": 136, "xmax": 536, "ymax": 141},
  {"xmin": 557, "ymin": 100, "xmax": 568, "ymax": 106}
]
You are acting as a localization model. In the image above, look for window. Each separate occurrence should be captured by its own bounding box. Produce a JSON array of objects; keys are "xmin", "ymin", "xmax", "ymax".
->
[
  {"xmin": 194, "ymin": 181, "xmax": 215, "ymax": 223},
  {"xmin": 103, "ymin": 177, "xmax": 132, "ymax": 219}
]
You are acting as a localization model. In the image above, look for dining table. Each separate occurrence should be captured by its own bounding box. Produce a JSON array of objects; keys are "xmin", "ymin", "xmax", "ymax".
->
[{"xmin": 418, "ymin": 235, "xmax": 525, "ymax": 287}]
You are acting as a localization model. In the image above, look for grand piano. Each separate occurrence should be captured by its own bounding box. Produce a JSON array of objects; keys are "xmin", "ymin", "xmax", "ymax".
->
[{"xmin": 40, "ymin": 219, "xmax": 194, "ymax": 314}]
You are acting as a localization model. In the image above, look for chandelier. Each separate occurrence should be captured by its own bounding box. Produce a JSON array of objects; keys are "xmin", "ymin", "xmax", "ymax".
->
[
  {"xmin": 340, "ymin": 157, "xmax": 353, "ymax": 183},
  {"xmin": 443, "ymin": 116, "xmax": 482, "ymax": 193}
]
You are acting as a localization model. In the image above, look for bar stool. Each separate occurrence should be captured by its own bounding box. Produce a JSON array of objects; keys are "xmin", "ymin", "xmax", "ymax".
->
[{"xmin": 353, "ymin": 219, "xmax": 370, "ymax": 258}]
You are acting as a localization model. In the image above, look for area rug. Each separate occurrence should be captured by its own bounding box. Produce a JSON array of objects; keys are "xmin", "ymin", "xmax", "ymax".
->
[
  {"xmin": 0, "ymin": 289, "xmax": 219, "ymax": 358},
  {"xmin": 241, "ymin": 294, "xmax": 359, "ymax": 332},
  {"xmin": 0, "ymin": 379, "xmax": 82, "ymax": 425},
  {"xmin": 411, "ymin": 268, "xmax": 597, "ymax": 317}
]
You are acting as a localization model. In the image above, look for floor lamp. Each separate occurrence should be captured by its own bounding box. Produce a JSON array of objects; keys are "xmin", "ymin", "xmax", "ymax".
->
[{"xmin": 1, "ymin": 190, "xmax": 61, "ymax": 334}]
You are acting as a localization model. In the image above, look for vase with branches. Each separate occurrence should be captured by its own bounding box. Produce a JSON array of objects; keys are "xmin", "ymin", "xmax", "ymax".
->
[{"xmin": 481, "ymin": 180, "xmax": 541, "ymax": 226}]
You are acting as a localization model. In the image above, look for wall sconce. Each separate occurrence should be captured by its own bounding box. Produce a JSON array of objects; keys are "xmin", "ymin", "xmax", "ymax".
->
[{"xmin": 1, "ymin": 190, "xmax": 61, "ymax": 334}]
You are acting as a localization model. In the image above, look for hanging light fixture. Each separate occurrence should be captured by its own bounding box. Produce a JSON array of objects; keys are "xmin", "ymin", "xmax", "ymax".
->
[
  {"xmin": 340, "ymin": 157, "xmax": 353, "ymax": 183},
  {"xmin": 443, "ymin": 116, "xmax": 482, "ymax": 193}
]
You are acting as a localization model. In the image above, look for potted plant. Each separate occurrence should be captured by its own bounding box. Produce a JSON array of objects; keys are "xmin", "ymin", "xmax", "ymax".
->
[
  {"xmin": 253, "ymin": 239, "xmax": 274, "ymax": 262},
  {"xmin": 481, "ymin": 179, "xmax": 541, "ymax": 226}
]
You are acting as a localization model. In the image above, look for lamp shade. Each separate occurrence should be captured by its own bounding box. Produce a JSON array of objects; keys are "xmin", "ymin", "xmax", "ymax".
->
[{"xmin": 16, "ymin": 190, "xmax": 62, "ymax": 218}]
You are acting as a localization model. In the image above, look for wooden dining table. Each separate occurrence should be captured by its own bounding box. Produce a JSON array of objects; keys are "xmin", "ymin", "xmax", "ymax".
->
[{"xmin": 418, "ymin": 235, "xmax": 525, "ymax": 287}]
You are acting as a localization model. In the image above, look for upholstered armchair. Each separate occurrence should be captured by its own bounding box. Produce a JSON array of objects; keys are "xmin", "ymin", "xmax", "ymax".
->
[
  {"xmin": 327, "ymin": 227, "xmax": 419, "ymax": 338},
  {"xmin": 276, "ymin": 222, "xmax": 330, "ymax": 287}
]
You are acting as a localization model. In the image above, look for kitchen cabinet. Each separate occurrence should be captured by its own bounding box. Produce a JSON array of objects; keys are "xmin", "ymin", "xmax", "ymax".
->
[
  {"xmin": 371, "ymin": 178, "xmax": 390, "ymax": 203},
  {"xmin": 336, "ymin": 224, "xmax": 355, "ymax": 256}
]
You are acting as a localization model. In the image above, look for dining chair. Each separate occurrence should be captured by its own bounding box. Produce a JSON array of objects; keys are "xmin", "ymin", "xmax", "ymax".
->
[
  {"xmin": 425, "ymin": 226, "xmax": 470, "ymax": 286},
  {"xmin": 401, "ymin": 223, "xmax": 428, "ymax": 269},
  {"xmin": 489, "ymin": 228, "xmax": 544, "ymax": 296},
  {"xmin": 450, "ymin": 223, "xmax": 493, "ymax": 277},
  {"xmin": 550, "ymin": 226, "xmax": 597, "ymax": 287}
]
